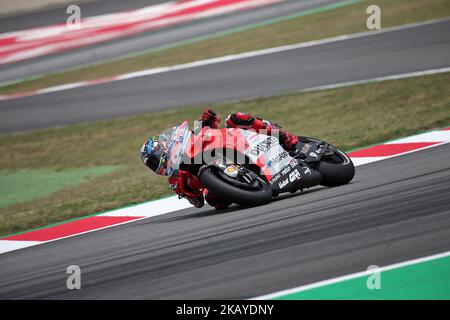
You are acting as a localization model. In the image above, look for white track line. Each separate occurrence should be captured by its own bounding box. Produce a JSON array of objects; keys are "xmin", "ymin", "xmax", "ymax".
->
[
  {"xmin": 116, "ymin": 17, "xmax": 450, "ymax": 73},
  {"xmin": 252, "ymin": 250, "xmax": 450, "ymax": 299},
  {"xmin": 298, "ymin": 67, "xmax": 450, "ymax": 93},
  {"xmin": 1, "ymin": 18, "xmax": 449, "ymax": 102}
]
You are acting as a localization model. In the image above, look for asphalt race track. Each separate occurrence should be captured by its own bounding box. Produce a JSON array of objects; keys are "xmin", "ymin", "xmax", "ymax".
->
[
  {"xmin": 1, "ymin": 1, "xmax": 449, "ymax": 300},
  {"xmin": 0, "ymin": 143, "xmax": 449, "ymax": 299},
  {"xmin": 0, "ymin": 0, "xmax": 343, "ymax": 82},
  {"xmin": 1, "ymin": 19, "xmax": 449, "ymax": 133}
]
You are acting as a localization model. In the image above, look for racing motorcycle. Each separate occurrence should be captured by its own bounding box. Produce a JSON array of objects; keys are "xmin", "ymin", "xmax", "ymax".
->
[{"xmin": 161, "ymin": 121, "xmax": 355, "ymax": 207}]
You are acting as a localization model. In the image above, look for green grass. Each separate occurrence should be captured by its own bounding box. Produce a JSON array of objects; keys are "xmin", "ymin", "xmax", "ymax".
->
[
  {"xmin": 273, "ymin": 254, "xmax": 450, "ymax": 299},
  {"xmin": 0, "ymin": 73, "xmax": 449, "ymax": 236},
  {"xmin": 0, "ymin": 166, "xmax": 116, "ymax": 208},
  {"xmin": 1, "ymin": 0, "xmax": 449, "ymax": 95}
]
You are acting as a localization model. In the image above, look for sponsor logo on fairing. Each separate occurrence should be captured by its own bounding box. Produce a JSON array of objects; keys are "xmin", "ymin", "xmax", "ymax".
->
[
  {"xmin": 267, "ymin": 150, "xmax": 289, "ymax": 168},
  {"xmin": 281, "ymin": 166, "xmax": 291, "ymax": 176},
  {"xmin": 278, "ymin": 179, "xmax": 289, "ymax": 189},
  {"xmin": 302, "ymin": 143, "xmax": 311, "ymax": 154},
  {"xmin": 270, "ymin": 173, "xmax": 282, "ymax": 184},
  {"xmin": 289, "ymin": 169, "xmax": 301, "ymax": 182},
  {"xmin": 249, "ymin": 136, "xmax": 279, "ymax": 156}
]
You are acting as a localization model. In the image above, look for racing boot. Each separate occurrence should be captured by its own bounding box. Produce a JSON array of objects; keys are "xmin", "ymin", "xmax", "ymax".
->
[
  {"xmin": 186, "ymin": 193, "xmax": 205, "ymax": 208},
  {"xmin": 205, "ymin": 191, "xmax": 231, "ymax": 210}
]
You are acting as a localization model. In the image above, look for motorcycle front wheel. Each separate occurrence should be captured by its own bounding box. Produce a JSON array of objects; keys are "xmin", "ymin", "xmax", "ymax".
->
[{"xmin": 199, "ymin": 167, "xmax": 273, "ymax": 207}]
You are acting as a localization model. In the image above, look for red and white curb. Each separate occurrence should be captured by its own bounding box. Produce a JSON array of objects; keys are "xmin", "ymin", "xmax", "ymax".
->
[
  {"xmin": 1, "ymin": 127, "xmax": 449, "ymax": 254},
  {"xmin": 0, "ymin": 196, "xmax": 193, "ymax": 254},
  {"xmin": 348, "ymin": 127, "xmax": 450, "ymax": 166},
  {"xmin": 0, "ymin": 0, "xmax": 284, "ymax": 65}
]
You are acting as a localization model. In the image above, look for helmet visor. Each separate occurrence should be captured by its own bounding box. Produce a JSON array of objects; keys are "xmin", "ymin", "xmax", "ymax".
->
[{"xmin": 142, "ymin": 137, "xmax": 168, "ymax": 175}]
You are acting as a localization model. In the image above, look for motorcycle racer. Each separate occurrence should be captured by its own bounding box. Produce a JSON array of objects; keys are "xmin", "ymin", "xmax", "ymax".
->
[
  {"xmin": 141, "ymin": 109, "xmax": 300, "ymax": 209},
  {"xmin": 203, "ymin": 109, "xmax": 299, "ymax": 150}
]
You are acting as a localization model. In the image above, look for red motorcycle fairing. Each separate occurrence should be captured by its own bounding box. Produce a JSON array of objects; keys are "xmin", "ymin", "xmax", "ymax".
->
[
  {"xmin": 185, "ymin": 126, "xmax": 291, "ymax": 181},
  {"xmin": 186, "ymin": 127, "xmax": 251, "ymax": 160}
]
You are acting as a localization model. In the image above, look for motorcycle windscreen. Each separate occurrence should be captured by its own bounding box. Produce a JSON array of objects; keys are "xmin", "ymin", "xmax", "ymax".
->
[{"xmin": 166, "ymin": 121, "xmax": 192, "ymax": 177}]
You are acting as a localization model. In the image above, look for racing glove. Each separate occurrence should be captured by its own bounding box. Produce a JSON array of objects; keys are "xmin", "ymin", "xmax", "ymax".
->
[
  {"xmin": 201, "ymin": 108, "xmax": 220, "ymax": 129},
  {"xmin": 279, "ymin": 131, "xmax": 299, "ymax": 151}
]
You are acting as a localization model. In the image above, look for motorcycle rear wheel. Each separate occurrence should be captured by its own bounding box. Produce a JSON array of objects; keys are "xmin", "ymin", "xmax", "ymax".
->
[
  {"xmin": 299, "ymin": 137, "xmax": 355, "ymax": 187},
  {"xmin": 199, "ymin": 167, "xmax": 273, "ymax": 207}
]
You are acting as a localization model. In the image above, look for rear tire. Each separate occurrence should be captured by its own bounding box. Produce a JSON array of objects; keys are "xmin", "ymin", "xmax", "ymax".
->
[
  {"xmin": 199, "ymin": 167, "xmax": 273, "ymax": 207},
  {"xmin": 317, "ymin": 149, "xmax": 355, "ymax": 187},
  {"xmin": 299, "ymin": 137, "xmax": 355, "ymax": 187}
]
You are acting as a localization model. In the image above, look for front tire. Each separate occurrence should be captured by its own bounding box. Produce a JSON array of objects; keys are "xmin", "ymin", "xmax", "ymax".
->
[{"xmin": 199, "ymin": 167, "xmax": 273, "ymax": 207}]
